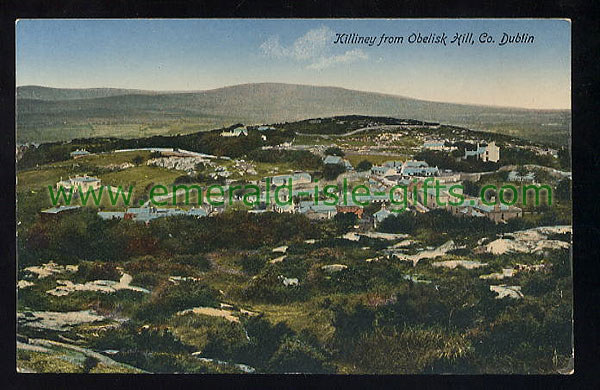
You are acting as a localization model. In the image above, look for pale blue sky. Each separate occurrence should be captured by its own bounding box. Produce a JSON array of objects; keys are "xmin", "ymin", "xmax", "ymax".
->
[{"xmin": 16, "ymin": 19, "xmax": 571, "ymax": 109}]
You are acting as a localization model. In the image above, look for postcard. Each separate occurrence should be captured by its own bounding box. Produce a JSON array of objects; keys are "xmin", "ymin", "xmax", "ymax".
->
[{"xmin": 16, "ymin": 19, "xmax": 572, "ymax": 374}]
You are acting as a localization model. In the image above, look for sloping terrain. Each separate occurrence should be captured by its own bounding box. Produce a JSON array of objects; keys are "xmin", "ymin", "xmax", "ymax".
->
[{"xmin": 17, "ymin": 83, "xmax": 571, "ymax": 145}]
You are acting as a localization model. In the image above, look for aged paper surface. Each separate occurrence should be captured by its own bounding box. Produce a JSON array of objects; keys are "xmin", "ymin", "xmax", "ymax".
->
[{"xmin": 16, "ymin": 19, "xmax": 572, "ymax": 374}]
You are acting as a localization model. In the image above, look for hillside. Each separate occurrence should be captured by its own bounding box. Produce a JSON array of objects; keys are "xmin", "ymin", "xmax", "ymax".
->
[
  {"xmin": 16, "ymin": 83, "xmax": 571, "ymax": 145},
  {"xmin": 17, "ymin": 86, "xmax": 159, "ymax": 100}
]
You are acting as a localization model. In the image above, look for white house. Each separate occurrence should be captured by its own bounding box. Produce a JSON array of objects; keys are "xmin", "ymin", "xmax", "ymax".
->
[
  {"xmin": 298, "ymin": 201, "xmax": 337, "ymax": 220},
  {"xmin": 70, "ymin": 149, "xmax": 90, "ymax": 159},
  {"xmin": 370, "ymin": 166, "xmax": 396, "ymax": 177},
  {"xmin": 221, "ymin": 127, "xmax": 248, "ymax": 137},
  {"xmin": 400, "ymin": 161, "xmax": 439, "ymax": 177},
  {"xmin": 383, "ymin": 161, "xmax": 404, "ymax": 169},
  {"xmin": 507, "ymin": 170, "xmax": 536, "ymax": 182},
  {"xmin": 56, "ymin": 175, "xmax": 102, "ymax": 193},
  {"xmin": 423, "ymin": 140, "xmax": 457, "ymax": 152},
  {"xmin": 323, "ymin": 155, "xmax": 353, "ymax": 170},
  {"xmin": 464, "ymin": 142, "xmax": 500, "ymax": 163}
]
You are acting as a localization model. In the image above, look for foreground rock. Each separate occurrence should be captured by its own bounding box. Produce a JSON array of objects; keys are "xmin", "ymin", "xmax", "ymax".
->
[
  {"xmin": 479, "ymin": 226, "xmax": 571, "ymax": 255},
  {"xmin": 391, "ymin": 240, "xmax": 458, "ymax": 266},
  {"xmin": 18, "ymin": 310, "xmax": 106, "ymax": 331},
  {"xmin": 490, "ymin": 285, "xmax": 523, "ymax": 299},
  {"xmin": 46, "ymin": 273, "xmax": 149, "ymax": 296}
]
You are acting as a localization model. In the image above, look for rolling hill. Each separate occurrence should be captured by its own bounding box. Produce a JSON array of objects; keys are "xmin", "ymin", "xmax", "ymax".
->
[
  {"xmin": 16, "ymin": 83, "xmax": 571, "ymax": 146},
  {"xmin": 16, "ymin": 86, "xmax": 159, "ymax": 100}
]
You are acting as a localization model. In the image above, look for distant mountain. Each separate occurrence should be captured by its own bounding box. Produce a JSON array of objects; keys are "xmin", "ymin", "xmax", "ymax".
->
[
  {"xmin": 17, "ymin": 86, "xmax": 159, "ymax": 101},
  {"xmin": 16, "ymin": 83, "xmax": 570, "ymax": 145}
]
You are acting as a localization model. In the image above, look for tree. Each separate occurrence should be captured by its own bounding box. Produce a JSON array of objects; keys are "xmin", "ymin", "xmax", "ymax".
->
[
  {"xmin": 516, "ymin": 165, "xmax": 529, "ymax": 177},
  {"xmin": 267, "ymin": 337, "xmax": 333, "ymax": 373},
  {"xmin": 462, "ymin": 180, "xmax": 480, "ymax": 197},
  {"xmin": 134, "ymin": 280, "xmax": 219, "ymax": 321},
  {"xmin": 558, "ymin": 147, "xmax": 571, "ymax": 170},
  {"xmin": 132, "ymin": 155, "xmax": 144, "ymax": 165},
  {"xmin": 322, "ymin": 163, "xmax": 346, "ymax": 181},
  {"xmin": 324, "ymin": 146, "xmax": 344, "ymax": 157},
  {"xmin": 349, "ymin": 326, "xmax": 472, "ymax": 374},
  {"xmin": 356, "ymin": 160, "xmax": 373, "ymax": 172},
  {"xmin": 237, "ymin": 255, "xmax": 266, "ymax": 275},
  {"xmin": 555, "ymin": 178, "xmax": 571, "ymax": 203},
  {"xmin": 82, "ymin": 356, "xmax": 100, "ymax": 373},
  {"xmin": 237, "ymin": 317, "xmax": 294, "ymax": 368},
  {"xmin": 333, "ymin": 212, "xmax": 357, "ymax": 233}
]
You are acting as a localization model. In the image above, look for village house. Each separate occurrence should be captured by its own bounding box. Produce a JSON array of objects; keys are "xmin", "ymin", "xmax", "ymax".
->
[
  {"xmin": 70, "ymin": 149, "xmax": 90, "ymax": 159},
  {"xmin": 373, "ymin": 206, "xmax": 393, "ymax": 228},
  {"xmin": 400, "ymin": 161, "xmax": 439, "ymax": 177},
  {"xmin": 336, "ymin": 205, "xmax": 364, "ymax": 219},
  {"xmin": 370, "ymin": 165, "xmax": 396, "ymax": 177},
  {"xmin": 298, "ymin": 201, "xmax": 337, "ymax": 220},
  {"xmin": 379, "ymin": 175, "xmax": 406, "ymax": 187},
  {"xmin": 323, "ymin": 155, "xmax": 353, "ymax": 170},
  {"xmin": 220, "ymin": 126, "xmax": 248, "ymax": 137},
  {"xmin": 464, "ymin": 141, "xmax": 500, "ymax": 163},
  {"xmin": 507, "ymin": 170, "xmax": 536, "ymax": 183},
  {"xmin": 383, "ymin": 160, "xmax": 404, "ymax": 170},
  {"xmin": 422, "ymin": 140, "xmax": 458, "ymax": 152},
  {"xmin": 98, "ymin": 206, "xmax": 208, "ymax": 223},
  {"xmin": 436, "ymin": 170, "xmax": 462, "ymax": 184},
  {"xmin": 447, "ymin": 197, "xmax": 522, "ymax": 223},
  {"xmin": 418, "ymin": 186, "xmax": 463, "ymax": 210},
  {"xmin": 56, "ymin": 175, "xmax": 102, "ymax": 193}
]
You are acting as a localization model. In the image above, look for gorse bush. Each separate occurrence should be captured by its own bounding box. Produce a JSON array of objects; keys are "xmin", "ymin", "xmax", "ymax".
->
[
  {"xmin": 350, "ymin": 326, "xmax": 472, "ymax": 374},
  {"xmin": 134, "ymin": 280, "xmax": 219, "ymax": 321}
]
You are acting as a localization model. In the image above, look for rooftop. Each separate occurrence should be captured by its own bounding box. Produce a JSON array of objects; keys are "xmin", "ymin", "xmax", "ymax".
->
[
  {"xmin": 323, "ymin": 155, "xmax": 343, "ymax": 165},
  {"xmin": 41, "ymin": 205, "xmax": 81, "ymax": 214}
]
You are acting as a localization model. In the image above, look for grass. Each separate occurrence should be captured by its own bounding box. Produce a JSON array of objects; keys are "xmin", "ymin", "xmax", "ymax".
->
[
  {"xmin": 71, "ymin": 150, "xmax": 152, "ymax": 166},
  {"xmin": 18, "ymin": 119, "xmax": 220, "ymax": 144},
  {"xmin": 17, "ymin": 348, "xmax": 142, "ymax": 373},
  {"xmin": 247, "ymin": 299, "xmax": 336, "ymax": 344},
  {"xmin": 292, "ymin": 135, "xmax": 336, "ymax": 146},
  {"xmin": 17, "ymin": 164, "xmax": 183, "ymax": 209},
  {"xmin": 17, "ymin": 350, "xmax": 82, "ymax": 373},
  {"xmin": 17, "ymin": 166, "xmax": 72, "ymax": 192},
  {"xmin": 220, "ymin": 160, "xmax": 299, "ymax": 182},
  {"xmin": 17, "ymin": 151, "xmax": 152, "ymax": 192},
  {"xmin": 97, "ymin": 165, "xmax": 182, "ymax": 206},
  {"xmin": 17, "ymin": 150, "xmax": 306, "ymax": 210}
]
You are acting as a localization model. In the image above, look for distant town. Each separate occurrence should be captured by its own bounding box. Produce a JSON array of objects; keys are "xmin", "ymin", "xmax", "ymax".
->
[{"xmin": 18, "ymin": 115, "xmax": 572, "ymax": 374}]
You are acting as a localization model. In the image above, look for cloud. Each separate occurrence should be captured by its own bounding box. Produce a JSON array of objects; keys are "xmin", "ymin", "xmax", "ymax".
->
[
  {"xmin": 306, "ymin": 48, "xmax": 368, "ymax": 70},
  {"xmin": 260, "ymin": 26, "xmax": 368, "ymax": 70}
]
